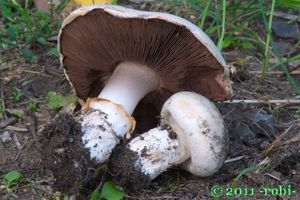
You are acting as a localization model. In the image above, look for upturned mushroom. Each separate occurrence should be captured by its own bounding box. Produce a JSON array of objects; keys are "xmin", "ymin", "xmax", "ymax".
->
[
  {"xmin": 109, "ymin": 91, "xmax": 228, "ymax": 187},
  {"xmin": 58, "ymin": 5, "xmax": 231, "ymax": 164}
]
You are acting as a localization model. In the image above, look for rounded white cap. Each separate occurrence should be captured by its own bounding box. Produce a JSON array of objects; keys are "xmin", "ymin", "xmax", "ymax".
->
[{"xmin": 161, "ymin": 91, "xmax": 228, "ymax": 176}]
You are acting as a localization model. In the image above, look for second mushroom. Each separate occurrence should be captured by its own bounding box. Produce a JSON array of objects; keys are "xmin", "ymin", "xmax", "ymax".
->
[{"xmin": 109, "ymin": 91, "xmax": 228, "ymax": 188}]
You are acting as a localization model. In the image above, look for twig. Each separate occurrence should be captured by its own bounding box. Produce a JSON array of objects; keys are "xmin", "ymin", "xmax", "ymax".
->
[
  {"xmin": 19, "ymin": 99, "xmax": 44, "ymax": 105},
  {"xmin": 249, "ymin": 70, "xmax": 300, "ymax": 75},
  {"xmin": 2, "ymin": 194, "xmax": 18, "ymax": 199},
  {"xmin": 5, "ymin": 126, "xmax": 29, "ymax": 132},
  {"xmin": 13, "ymin": 134, "xmax": 23, "ymax": 150},
  {"xmin": 223, "ymin": 99, "xmax": 300, "ymax": 104},
  {"xmin": 289, "ymin": 134, "xmax": 300, "ymax": 143},
  {"xmin": 253, "ymin": 121, "xmax": 272, "ymax": 139},
  {"xmin": 264, "ymin": 172, "xmax": 281, "ymax": 181},
  {"xmin": 47, "ymin": 36, "xmax": 58, "ymax": 42},
  {"xmin": 12, "ymin": 150, "xmax": 21, "ymax": 162},
  {"xmin": 260, "ymin": 125, "xmax": 293, "ymax": 158},
  {"xmin": 232, "ymin": 87, "xmax": 265, "ymax": 99},
  {"xmin": 32, "ymin": 178, "xmax": 53, "ymax": 184},
  {"xmin": 275, "ymin": 121, "xmax": 300, "ymax": 128},
  {"xmin": 148, "ymin": 196, "xmax": 175, "ymax": 199},
  {"xmin": 224, "ymin": 155, "xmax": 245, "ymax": 163},
  {"xmin": 0, "ymin": 79, "xmax": 7, "ymax": 119},
  {"xmin": 32, "ymin": 185, "xmax": 53, "ymax": 195},
  {"xmin": 28, "ymin": 113, "xmax": 37, "ymax": 139},
  {"xmin": 0, "ymin": 117, "xmax": 17, "ymax": 129},
  {"xmin": 21, "ymin": 69, "xmax": 51, "ymax": 77},
  {"xmin": 239, "ymin": 10, "xmax": 260, "ymax": 20},
  {"xmin": 124, "ymin": 195, "xmax": 175, "ymax": 200},
  {"xmin": 271, "ymin": 11, "xmax": 300, "ymax": 22},
  {"xmin": 223, "ymin": 108, "xmax": 236, "ymax": 119}
]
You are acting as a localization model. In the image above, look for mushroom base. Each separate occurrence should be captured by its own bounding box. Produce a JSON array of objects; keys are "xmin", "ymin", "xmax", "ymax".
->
[
  {"xmin": 81, "ymin": 97, "xmax": 136, "ymax": 163},
  {"xmin": 108, "ymin": 144, "xmax": 152, "ymax": 190},
  {"xmin": 109, "ymin": 127, "xmax": 181, "ymax": 189},
  {"xmin": 38, "ymin": 113, "xmax": 101, "ymax": 196}
]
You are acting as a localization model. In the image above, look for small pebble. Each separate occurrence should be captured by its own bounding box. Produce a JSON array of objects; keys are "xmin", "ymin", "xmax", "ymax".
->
[
  {"xmin": 1, "ymin": 131, "xmax": 12, "ymax": 143},
  {"xmin": 68, "ymin": 137, "xmax": 74, "ymax": 143},
  {"xmin": 251, "ymin": 111, "xmax": 275, "ymax": 137},
  {"xmin": 233, "ymin": 122, "xmax": 257, "ymax": 145},
  {"xmin": 259, "ymin": 140, "xmax": 269, "ymax": 150}
]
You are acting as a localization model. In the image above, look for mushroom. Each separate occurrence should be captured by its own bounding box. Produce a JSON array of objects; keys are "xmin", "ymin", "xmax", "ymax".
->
[
  {"xmin": 58, "ymin": 5, "xmax": 231, "ymax": 164},
  {"xmin": 109, "ymin": 91, "xmax": 228, "ymax": 187}
]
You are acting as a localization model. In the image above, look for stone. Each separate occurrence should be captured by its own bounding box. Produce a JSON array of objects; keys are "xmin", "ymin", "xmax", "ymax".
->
[
  {"xmin": 272, "ymin": 19, "xmax": 300, "ymax": 40},
  {"xmin": 251, "ymin": 111, "xmax": 275, "ymax": 138},
  {"xmin": 233, "ymin": 122, "xmax": 257, "ymax": 145},
  {"xmin": 1, "ymin": 131, "xmax": 12, "ymax": 143}
]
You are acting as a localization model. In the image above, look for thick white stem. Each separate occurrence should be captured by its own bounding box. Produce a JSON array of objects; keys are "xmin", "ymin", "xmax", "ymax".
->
[
  {"xmin": 81, "ymin": 62, "xmax": 160, "ymax": 164},
  {"xmin": 81, "ymin": 110, "xmax": 118, "ymax": 163},
  {"xmin": 81, "ymin": 100, "xmax": 136, "ymax": 163},
  {"xmin": 127, "ymin": 127, "xmax": 186, "ymax": 180},
  {"xmin": 98, "ymin": 62, "xmax": 160, "ymax": 115}
]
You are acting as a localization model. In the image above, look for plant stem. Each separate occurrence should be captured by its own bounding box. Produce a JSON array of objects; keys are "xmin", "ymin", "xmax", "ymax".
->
[
  {"xmin": 198, "ymin": 0, "xmax": 211, "ymax": 29},
  {"xmin": 269, "ymin": 54, "xmax": 300, "ymax": 71},
  {"xmin": 258, "ymin": 0, "xmax": 300, "ymax": 95},
  {"xmin": 261, "ymin": 0, "xmax": 276, "ymax": 79},
  {"xmin": 217, "ymin": 0, "xmax": 226, "ymax": 50},
  {"xmin": 25, "ymin": 0, "xmax": 29, "ymax": 9}
]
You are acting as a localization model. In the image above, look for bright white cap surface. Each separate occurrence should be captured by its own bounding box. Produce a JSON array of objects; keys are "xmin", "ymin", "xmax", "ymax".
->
[{"xmin": 161, "ymin": 91, "xmax": 228, "ymax": 176}]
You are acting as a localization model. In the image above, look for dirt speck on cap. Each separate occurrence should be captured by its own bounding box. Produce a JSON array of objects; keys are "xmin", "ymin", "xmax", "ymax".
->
[{"xmin": 160, "ymin": 124, "xmax": 177, "ymax": 139}]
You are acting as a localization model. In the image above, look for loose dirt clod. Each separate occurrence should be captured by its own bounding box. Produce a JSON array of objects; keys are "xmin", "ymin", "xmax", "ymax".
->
[{"xmin": 38, "ymin": 113, "xmax": 101, "ymax": 197}]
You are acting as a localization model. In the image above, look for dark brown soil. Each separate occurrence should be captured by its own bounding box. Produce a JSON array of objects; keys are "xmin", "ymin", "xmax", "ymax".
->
[
  {"xmin": 108, "ymin": 124, "xmax": 181, "ymax": 191},
  {"xmin": 38, "ymin": 113, "xmax": 101, "ymax": 197},
  {"xmin": 109, "ymin": 145, "xmax": 151, "ymax": 191}
]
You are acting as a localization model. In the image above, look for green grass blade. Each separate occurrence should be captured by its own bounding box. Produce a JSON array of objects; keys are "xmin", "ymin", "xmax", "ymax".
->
[
  {"xmin": 259, "ymin": 0, "xmax": 300, "ymax": 95},
  {"xmin": 198, "ymin": 0, "xmax": 211, "ymax": 29},
  {"xmin": 261, "ymin": 0, "xmax": 276, "ymax": 79},
  {"xmin": 217, "ymin": 0, "xmax": 226, "ymax": 50}
]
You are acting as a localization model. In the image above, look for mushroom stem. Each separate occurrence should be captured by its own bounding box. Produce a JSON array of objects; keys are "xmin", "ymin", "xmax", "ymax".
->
[
  {"xmin": 81, "ymin": 62, "xmax": 160, "ymax": 164},
  {"xmin": 110, "ymin": 92, "xmax": 228, "ymax": 185},
  {"xmin": 98, "ymin": 62, "xmax": 160, "ymax": 115},
  {"xmin": 125, "ymin": 127, "xmax": 185, "ymax": 181}
]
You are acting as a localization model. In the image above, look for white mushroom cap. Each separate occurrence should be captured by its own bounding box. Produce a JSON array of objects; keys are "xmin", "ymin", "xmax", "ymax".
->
[{"xmin": 161, "ymin": 91, "xmax": 228, "ymax": 176}]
